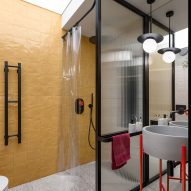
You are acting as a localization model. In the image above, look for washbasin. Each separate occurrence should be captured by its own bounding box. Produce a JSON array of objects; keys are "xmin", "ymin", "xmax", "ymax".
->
[
  {"xmin": 143, "ymin": 125, "xmax": 188, "ymax": 161},
  {"xmin": 169, "ymin": 121, "xmax": 188, "ymax": 128}
]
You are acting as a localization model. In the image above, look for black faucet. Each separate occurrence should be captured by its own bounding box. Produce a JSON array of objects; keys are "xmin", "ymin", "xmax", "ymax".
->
[{"xmin": 170, "ymin": 108, "xmax": 188, "ymax": 118}]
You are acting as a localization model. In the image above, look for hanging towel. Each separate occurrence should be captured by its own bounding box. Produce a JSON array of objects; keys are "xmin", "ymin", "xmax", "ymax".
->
[{"xmin": 112, "ymin": 133, "xmax": 130, "ymax": 170}]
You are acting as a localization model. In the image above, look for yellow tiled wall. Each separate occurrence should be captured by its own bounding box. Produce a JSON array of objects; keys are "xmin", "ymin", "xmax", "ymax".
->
[
  {"xmin": 77, "ymin": 36, "xmax": 95, "ymax": 165},
  {"xmin": 0, "ymin": 0, "xmax": 95, "ymax": 187}
]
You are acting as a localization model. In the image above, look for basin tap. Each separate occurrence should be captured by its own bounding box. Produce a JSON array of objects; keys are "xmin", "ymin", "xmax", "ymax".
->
[{"xmin": 170, "ymin": 108, "xmax": 188, "ymax": 118}]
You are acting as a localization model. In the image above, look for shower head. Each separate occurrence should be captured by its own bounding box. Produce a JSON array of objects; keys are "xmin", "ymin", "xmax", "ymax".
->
[{"xmin": 89, "ymin": 36, "xmax": 96, "ymax": 44}]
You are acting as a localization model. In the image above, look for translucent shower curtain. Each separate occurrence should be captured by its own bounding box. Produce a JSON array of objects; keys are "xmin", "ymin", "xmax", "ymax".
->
[{"xmin": 59, "ymin": 26, "xmax": 81, "ymax": 172}]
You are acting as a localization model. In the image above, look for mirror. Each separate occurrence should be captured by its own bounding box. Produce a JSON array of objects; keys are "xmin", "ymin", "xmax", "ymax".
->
[
  {"xmin": 147, "ymin": 0, "xmax": 188, "ymax": 186},
  {"xmin": 122, "ymin": 0, "xmax": 188, "ymax": 188}
]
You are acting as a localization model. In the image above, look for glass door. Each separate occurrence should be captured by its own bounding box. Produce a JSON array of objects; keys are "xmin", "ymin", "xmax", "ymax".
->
[{"xmin": 96, "ymin": 0, "xmax": 145, "ymax": 190}]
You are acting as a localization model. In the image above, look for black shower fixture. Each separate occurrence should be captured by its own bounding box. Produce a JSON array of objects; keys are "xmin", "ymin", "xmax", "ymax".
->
[
  {"xmin": 158, "ymin": 11, "xmax": 181, "ymax": 63},
  {"xmin": 89, "ymin": 36, "xmax": 96, "ymax": 44},
  {"xmin": 137, "ymin": 0, "xmax": 163, "ymax": 53}
]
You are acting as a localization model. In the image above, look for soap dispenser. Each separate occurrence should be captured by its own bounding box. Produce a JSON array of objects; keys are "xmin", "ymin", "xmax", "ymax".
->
[
  {"xmin": 163, "ymin": 114, "xmax": 169, "ymax": 125},
  {"xmin": 136, "ymin": 117, "xmax": 143, "ymax": 132},
  {"xmin": 158, "ymin": 114, "xmax": 168, "ymax": 125},
  {"xmin": 129, "ymin": 119, "xmax": 135, "ymax": 133}
]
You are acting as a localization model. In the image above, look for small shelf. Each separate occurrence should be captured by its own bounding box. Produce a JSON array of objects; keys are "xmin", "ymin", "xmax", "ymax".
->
[{"xmin": 98, "ymin": 131, "xmax": 142, "ymax": 143}]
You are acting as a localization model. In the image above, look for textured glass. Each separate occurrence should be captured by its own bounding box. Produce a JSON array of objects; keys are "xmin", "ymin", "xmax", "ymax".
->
[
  {"xmin": 101, "ymin": 0, "xmax": 143, "ymax": 135},
  {"xmin": 100, "ymin": 0, "xmax": 143, "ymax": 190}
]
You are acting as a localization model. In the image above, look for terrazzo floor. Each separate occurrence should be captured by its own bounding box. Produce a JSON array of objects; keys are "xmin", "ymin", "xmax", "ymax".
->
[
  {"xmin": 143, "ymin": 165, "xmax": 188, "ymax": 191},
  {"xmin": 9, "ymin": 162, "xmax": 95, "ymax": 191},
  {"xmin": 9, "ymin": 162, "xmax": 187, "ymax": 191}
]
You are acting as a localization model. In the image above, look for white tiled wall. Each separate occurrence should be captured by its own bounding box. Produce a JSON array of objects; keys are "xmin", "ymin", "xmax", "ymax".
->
[{"xmin": 175, "ymin": 64, "xmax": 188, "ymax": 121}]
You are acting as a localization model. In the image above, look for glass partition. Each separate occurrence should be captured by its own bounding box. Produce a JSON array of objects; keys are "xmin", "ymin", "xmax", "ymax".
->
[
  {"xmin": 100, "ymin": 0, "xmax": 144, "ymax": 190},
  {"xmin": 101, "ymin": 0, "xmax": 143, "ymax": 135}
]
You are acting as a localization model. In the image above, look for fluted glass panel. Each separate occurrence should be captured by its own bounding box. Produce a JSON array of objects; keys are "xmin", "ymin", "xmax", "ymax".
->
[
  {"xmin": 101, "ymin": 0, "xmax": 143, "ymax": 135},
  {"xmin": 100, "ymin": 0, "xmax": 143, "ymax": 190}
]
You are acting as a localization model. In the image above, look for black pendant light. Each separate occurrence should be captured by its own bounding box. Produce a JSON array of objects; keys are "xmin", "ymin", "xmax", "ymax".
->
[
  {"xmin": 158, "ymin": 11, "xmax": 181, "ymax": 63},
  {"xmin": 138, "ymin": 0, "xmax": 163, "ymax": 53}
]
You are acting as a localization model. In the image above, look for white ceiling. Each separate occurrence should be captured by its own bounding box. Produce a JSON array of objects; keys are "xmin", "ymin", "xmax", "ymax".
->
[
  {"xmin": 23, "ymin": 0, "xmax": 72, "ymax": 14},
  {"xmin": 23, "ymin": 0, "xmax": 188, "ymax": 37},
  {"xmin": 65, "ymin": 0, "xmax": 188, "ymax": 37},
  {"xmin": 125, "ymin": 0, "xmax": 188, "ymax": 32},
  {"xmin": 62, "ymin": 0, "xmax": 94, "ymax": 35}
]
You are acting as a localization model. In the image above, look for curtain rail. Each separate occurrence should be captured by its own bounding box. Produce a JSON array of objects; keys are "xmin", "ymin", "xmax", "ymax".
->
[{"xmin": 62, "ymin": 0, "xmax": 96, "ymax": 40}]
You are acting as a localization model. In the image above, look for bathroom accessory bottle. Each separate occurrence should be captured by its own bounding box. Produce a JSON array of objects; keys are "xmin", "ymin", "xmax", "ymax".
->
[
  {"xmin": 136, "ymin": 117, "xmax": 143, "ymax": 132},
  {"xmin": 139, "ymin": 117, "xmax": 143, "ymax": 131},
  {"xmin": 129, "ymin": 119, "xmax": 135, "ymax": 133},
  {"xmin": 163, "ymin": 114, "xmax": 169, "ymax": 125},
  {"xmin": 158, "ymin": 114, "xmax": 168, "ymax": 125}
]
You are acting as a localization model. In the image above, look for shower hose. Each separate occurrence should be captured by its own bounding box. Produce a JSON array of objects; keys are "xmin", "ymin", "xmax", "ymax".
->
[{"xmin": 88, "ymin": 93, "xmax": 96, "ymax": 150}]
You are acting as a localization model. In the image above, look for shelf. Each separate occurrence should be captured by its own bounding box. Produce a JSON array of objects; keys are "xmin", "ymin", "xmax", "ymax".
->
[{"xmin": 98, "ymin": 131, "xmax": 142, "ymax": 143}]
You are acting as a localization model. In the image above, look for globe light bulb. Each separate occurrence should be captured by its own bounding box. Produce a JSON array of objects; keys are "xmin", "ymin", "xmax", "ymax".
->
[
  {"xmin": 162, "ymin": 51, "xmax": 176, "ymax": 63},
  {"xmin": 143, "ymin": 38, "xmax": 157, "ymax": 53}
]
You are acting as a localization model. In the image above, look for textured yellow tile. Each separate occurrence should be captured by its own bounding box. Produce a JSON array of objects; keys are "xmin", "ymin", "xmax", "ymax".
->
[
  {"xmin": 0, "ymin": 152, "xmax": 14, "ymax": 169},
  {"xmin": 0, "ymin": 166, "xmax": 14, "ymax": 180},
  {"xmin": 12, "ymin": 165, "xmax": 30, "ymax": 186},
  {"xmin": 7, "ymin": 176, "xmax": 15, "ymax": 188},
  {"xmin": 27, "ymin": 159, "xmax": 44, "ymax": 180},
  {"xmin": 0, "ymin": 0, "xmax": 13, "ymax": 12},
  {"xmin": 13, "ymin": 151, "xmax": 27, "ymax": 168},
  {"xmin": 27, "ymin": 134, "xmax": 44, "ymax": 151},
  {"xmin": 8, "ymin": 140, "xmax": 28, "ymax": 154},
  {"xmin": 0, "ymin": 0, "xmax": 95, "ymax": 186}
]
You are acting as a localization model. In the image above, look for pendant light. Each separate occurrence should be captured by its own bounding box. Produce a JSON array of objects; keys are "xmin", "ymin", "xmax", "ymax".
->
[
  {"xmin": 158, "ymin": 11, "xmax": 181, "ymax": 63},
  {"xmin": 137, "ymin": 0, "xmax": 163, "ymax": 53}
]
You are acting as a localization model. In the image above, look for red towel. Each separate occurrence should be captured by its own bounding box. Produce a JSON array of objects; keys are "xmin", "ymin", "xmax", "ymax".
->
[{"xmin": 112, "ymin": 133, "xmax": 130, "ymax": 170}]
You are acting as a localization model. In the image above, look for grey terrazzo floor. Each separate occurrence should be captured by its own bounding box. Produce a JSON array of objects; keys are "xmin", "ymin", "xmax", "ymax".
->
[
  {"xmin": 9, "ymin": 162, "xmax": 187, "ymax": 191},
  {"xmin": 9, "ymin": 162, "xmax": 95, "ymax": 191},
  {"xmin": 145, "ymin": 165, "xmax": 188, "ymax": 191}
]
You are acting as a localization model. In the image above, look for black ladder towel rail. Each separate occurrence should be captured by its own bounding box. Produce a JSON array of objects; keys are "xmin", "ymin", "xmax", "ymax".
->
[{"xmin": 4, "ymin": 61, "xmax": 21, "ymax": 145}]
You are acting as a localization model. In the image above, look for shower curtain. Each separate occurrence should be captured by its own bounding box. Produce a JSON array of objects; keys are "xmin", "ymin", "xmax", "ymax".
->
[{"xmin": 59, "ymin": 26, "xmax": 81, "ymax": 172}]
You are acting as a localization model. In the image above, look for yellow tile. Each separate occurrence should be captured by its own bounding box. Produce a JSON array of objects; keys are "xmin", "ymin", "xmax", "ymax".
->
[{"xmin": 0, "ymin": 1, "xmax": 95, "ymax": 186}]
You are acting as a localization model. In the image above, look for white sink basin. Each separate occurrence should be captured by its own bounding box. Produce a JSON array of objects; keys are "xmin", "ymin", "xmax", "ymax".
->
[
  {"xmin": 143, "ymin": 125, "xmax": 188, "ymax": 161},
  {"xmin": 169, "ymin": 121, "xmax": 188, "ymax": 128}
]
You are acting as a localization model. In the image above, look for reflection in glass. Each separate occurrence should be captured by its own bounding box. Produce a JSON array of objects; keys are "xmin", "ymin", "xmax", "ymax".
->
[{"xmin": 149, "ymin": 24, "xmax": 170, "ymax": 178}]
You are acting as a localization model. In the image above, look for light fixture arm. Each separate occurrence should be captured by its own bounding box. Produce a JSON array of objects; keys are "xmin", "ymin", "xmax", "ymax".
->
[
  {"xmin": 150, "ymin": 3, "xmax": 152, "ymax": 33},
  {"xmin": 169, "ymin": 16, "xmax": 171, "ymax": 47},
  {"xmin": 166, "ymin": 11, "xmax": 174, "ymax": 48},
  {"xmin": 147, "ymin": 0, "xmax": 155, "ymax": 33}
]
